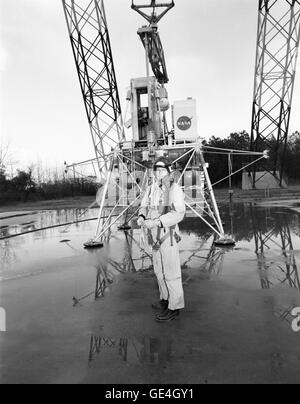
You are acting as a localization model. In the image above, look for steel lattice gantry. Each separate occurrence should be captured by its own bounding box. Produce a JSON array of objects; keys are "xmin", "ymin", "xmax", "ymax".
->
[
  {"xmin": 62, "ymin": 0, "xmax": 125, "ymax": 176},
  {"xmin": 250, "ymin": 0, "xmax": 300, "ymax": 187}
]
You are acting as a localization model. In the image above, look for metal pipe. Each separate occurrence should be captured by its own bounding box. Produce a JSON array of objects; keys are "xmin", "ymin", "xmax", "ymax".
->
[
  {"xmin": 94, "ymin": 153, "xmax": 115, "ymax": 238},
  {"xmin": 197, "ymin": 145, "xmax": 225, "ymax": 237}
]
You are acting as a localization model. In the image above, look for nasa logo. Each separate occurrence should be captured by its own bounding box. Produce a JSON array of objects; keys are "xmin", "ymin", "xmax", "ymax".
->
[{"xmin": 177, "ymin": 116, "xmax": 192, "ymax": 131}]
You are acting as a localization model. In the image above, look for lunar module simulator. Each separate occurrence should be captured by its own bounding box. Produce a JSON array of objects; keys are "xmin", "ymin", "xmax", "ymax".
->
[{"xmin": 62, "ymin": 0, "xmax": 268, "ymax": 249}]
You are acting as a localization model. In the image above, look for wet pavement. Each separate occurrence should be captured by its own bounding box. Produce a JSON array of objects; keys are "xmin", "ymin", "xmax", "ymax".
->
[{"xmin": 1, "ymin": 203, "xmax": 300, "ymax": 383}]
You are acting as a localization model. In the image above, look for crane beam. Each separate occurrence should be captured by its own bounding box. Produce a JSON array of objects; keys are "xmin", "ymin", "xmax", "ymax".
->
[{"xmin": 62, "ymin": 0, "xmax": 125, "ymax": 176}]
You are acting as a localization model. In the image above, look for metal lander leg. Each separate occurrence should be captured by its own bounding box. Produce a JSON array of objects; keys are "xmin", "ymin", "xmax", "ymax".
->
[
  {"xmin": 84, "ymin": 153, "xmax": 115, "ymax": 249},
  {"xmin": 175, "ymin": 138, "xmax": 236, "ymax": 246},
  {"xmin": 84, "ymin": 150, "xmax": 145, "ymax": 249},
  {"xmin": 85, "ymin": 136, "xmax": 235, "ymax": 249}
]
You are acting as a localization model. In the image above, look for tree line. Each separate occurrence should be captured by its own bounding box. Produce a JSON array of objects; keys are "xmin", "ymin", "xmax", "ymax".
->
[
  {"xmin": 0, "ymin": 168, "xmax": 97, "ymax": 205},
  {"xmin": 1, "ymin": 130, "xmax": 300, "ymax": 205}
]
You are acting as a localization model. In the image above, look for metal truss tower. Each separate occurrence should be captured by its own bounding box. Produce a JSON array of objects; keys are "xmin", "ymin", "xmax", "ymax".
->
[
  {"xmin": 250, "ymin": 0, "xmax": 300, "ymax": 187},
  {"xmin": 62, "ymin": 0, "xmax": 125, "ymax": 176}
]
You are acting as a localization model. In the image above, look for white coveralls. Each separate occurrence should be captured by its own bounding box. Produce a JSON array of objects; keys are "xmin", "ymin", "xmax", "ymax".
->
[{"xmin": 139, "ymin": 180, "xmax": 186, "ymax": 310}]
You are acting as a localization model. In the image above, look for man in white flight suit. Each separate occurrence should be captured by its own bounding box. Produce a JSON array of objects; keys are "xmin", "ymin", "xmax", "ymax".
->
[{"xmin": 137, "ymin": 157, "xmax": 186, "ymax": 322}]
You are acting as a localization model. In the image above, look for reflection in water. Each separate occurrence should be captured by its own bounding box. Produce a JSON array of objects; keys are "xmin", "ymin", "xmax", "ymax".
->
[
  {"xmin": 248, "ymin": 205, "xmax": 300, "ymax": 291},
  {"xmin": 74, "ymin": 204, "xmax": 300, "ymax": 304},
  {"xmin": 106, "ymin": 230, "xmax": 153, "ymax": 275},
  {"xmin": 180, "ymin": 204, "xmax": 300, "ymax": 293},
  {"xmin": 95, "ymin": 262, "xmax": 114, "ymax": 300},
  {"xmin": 0, "ymin": 209, "xmax": 85, "ymax": 239},
  {"xmin": 198, "ymin": 237, "xmax": 231, "ymax": 278},
  {"xmin": 93, "ymin": 230, "xmax": 153, "ymax": 299},
  {"xmin": 0, "ymin": 209, "xmax": 98, "ymax": 279},
  {"xmin": 88, "ymin": 335, "xmax": 172, "ymax": 365},
  {"xmin": 0, "ymin": 226, "xmax": 10, "ymax": 238},
  {"xmin": 2, "ymin": 204, "xmax": 300, "ymax": 300},
  {"xmin": 273, "ymin": 304, "xmax": 296, "ymax": 325},
  {"xmin": 0, "ymin": 239, "xmax": 18, "ymax": 275},
  {"xmin": 73, "ymin": 229, "xmax": 153, "ymax": 304},
  {"xmin": 181, "ymin": 235, "xmax": 230, "ymax": 283},
  {"xmin": 72, "ymin": 260, "xmax": 114, "ymax": 307}
]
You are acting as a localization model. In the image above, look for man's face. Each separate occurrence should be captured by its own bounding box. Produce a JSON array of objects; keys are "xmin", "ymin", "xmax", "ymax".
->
[{"xmin": 154, "ymin": 167, "xmax": 169, "ymax": 182}]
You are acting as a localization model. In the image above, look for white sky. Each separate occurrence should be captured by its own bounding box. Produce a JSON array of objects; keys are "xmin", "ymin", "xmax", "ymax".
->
[{"xmin": 1, "ymin": 0, "xmax": 300, "ymax": 170}]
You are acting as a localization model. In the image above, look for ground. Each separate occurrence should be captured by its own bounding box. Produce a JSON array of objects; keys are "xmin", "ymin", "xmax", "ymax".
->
[
  {"xmin": 1, "ymin": 198, "xmax": 300, "ymax": 384},
  {"xmin": 1, "ymin": 252, "xmax": 300, "ymax": 384}
]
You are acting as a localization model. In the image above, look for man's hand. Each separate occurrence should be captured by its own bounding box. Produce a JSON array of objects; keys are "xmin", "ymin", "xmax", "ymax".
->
[
  {"xmin": 144, "ymin": 219, "xmax": 161, "ymax": 229},
  {"xmin": 137, "ymin": 216, "xmax": 145, "ymax": 227}
]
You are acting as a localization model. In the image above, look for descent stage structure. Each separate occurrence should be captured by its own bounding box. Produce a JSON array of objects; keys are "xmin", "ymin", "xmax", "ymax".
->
[{"xmin": 62, "ymin": 0, "xmax": 271, "ymax": 248}]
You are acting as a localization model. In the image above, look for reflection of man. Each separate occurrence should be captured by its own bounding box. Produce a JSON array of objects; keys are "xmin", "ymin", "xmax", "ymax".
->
[{"xmin": 137, "ymin": 157, "xmax": 186, "ymax": 322}]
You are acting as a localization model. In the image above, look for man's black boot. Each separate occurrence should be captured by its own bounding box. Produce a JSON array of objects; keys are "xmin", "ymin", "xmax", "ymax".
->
[
  {"xmin": 156, "ymin": 309, "xmax": 180, "ymax": 322},
  {"xmin": 151, "ymin": 299, "xmax": 168, "ymax": 311}
]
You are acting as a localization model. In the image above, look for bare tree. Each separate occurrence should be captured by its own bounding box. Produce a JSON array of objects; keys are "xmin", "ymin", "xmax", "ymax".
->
[
  {"xmin": 0, "ymin": 138, "xmax": 18, "ymax": 177},
  {"xmin": 0, "ymin": 138, "xmax": 10, "ymax": 167}
]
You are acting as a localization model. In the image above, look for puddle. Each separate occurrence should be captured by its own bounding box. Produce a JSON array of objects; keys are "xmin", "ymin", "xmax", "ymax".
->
[
  {"xmin": 0, "ymin": 204, "xmax": 300, "ymax": 291},
  {"xmin": 88, "ymin": 336, "xmax": 173, "ymax": 365},
  {"xmin": 2, "ymin": 203, "xmax": 300, "ymax": 383}
]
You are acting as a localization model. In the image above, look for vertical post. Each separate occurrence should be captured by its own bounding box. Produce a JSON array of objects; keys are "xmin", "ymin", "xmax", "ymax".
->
[
  {"xmin": 228, "ymin": 153, "xmax": 233, "ymax": 204},
  {"xmin": 94, "ymin": 152, "xmax": 115, "ymax": 239},
  {"xmin": 197, "ymin": 142, "xmax": 225, "ymax": 238}
]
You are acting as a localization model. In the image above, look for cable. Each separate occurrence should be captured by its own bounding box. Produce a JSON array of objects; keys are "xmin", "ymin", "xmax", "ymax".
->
[
  {"xmin": 0, "ymin": 216, "xmax": 118, "ymax": 241},
  {"xmin": 203, "ymin": 145, "xmax": 265, "ymax": 156}
]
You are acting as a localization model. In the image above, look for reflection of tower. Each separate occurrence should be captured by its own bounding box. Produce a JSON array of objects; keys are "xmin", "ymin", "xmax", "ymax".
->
[
  {"xmin": 89, "ymin": 336, "xmax": 118, "ymax": 362},
  {"xmin": 123, "ymin": 230, "xmax": 136, "ymax": 273},
  {"xmin": 200, "ymin": 236, "xmax": 227, "ymax": 277},
  {"xmin": 88, "ymin": 230, "xmax": 153, "ymax": 302},
  {"xmin": 182, "ymin": 237, "xmax": 208, "ymax": 270},
  {"xmin": 108, "ymin": 230, "xmax": 153, "ymax": 274},
  {"xmin": 95, "ymin": 262, "xmax": 114, "ymax": 299},
  {"xmin": 228, "ymin": 199, "xmax": 234, "ymax": 238},
  {"xmin": 0, "ymin": 239, "xmax": 18, "ymax": 271},
  {"xmin": 181, "ymin": 234, "xmax": 228, "ymax": 279},
  {"xmin": 279, "ymin": 224, "xmax": 300, "ymax": 290},
  {"xmin": 88, "ymin": 335, "xmax": 172, "ymax": 365},
  {"xmin": 250, "ymin": 205, "xmax": 300, "ymax": 290}
]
